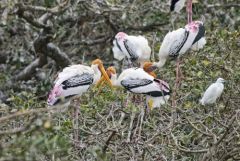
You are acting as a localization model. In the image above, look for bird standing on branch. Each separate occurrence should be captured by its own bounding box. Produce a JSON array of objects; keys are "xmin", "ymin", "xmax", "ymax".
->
[
  {"xmin": 112, "ymin": 32, "xmax": 151, "ymax": 67},
  {"xmin": 97, "ymin": 64, "xmax": 171, "ymax": 110},
  {"xmin": 200, "ymin": 78, "xmax": 225, "ymax": 105},
  {"xmin": 47, "ymin": 59, "xmax": 112, "ymax": 106},
  {"xmin": 153, "ymin": 21, "xmax": 206, "ymax": 82},
  {"xmin": 47, "ymin": 59, "xmax": 112, "ymax": 148}
]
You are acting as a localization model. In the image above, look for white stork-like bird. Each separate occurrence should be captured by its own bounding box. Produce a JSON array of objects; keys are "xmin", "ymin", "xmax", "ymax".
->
[
  {"xmin": 153, "ymin": 21, "xmax": 206, "ymax": 81},
  {"xmin": 112, "ymin": 32, "xmax": 151, "ymax": 67},
  {"xmin": 98, "ymin": 64, "xmax": 171, "ymax": 110},
  {"xmin": 47, "ymin": 59, "xmax": 112, "ymax": 145},
  {"xmin": 47, "ymin": 59, "xmax": 112, "ymax": 106},
  {"xmin": 200, "ymin": 78, "xmax": 225, "ymax": 105}
]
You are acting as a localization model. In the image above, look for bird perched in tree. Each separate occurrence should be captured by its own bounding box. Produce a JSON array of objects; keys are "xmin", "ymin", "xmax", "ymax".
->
[
  {"xmin": 47, "ymin": 59, "xmax": 112, "ymax": 146},
  {"xmin": 47, "ymin": 59, "xmax": 112, "ymax": 106},
  {"xmin": 98, "ymin": 64, "xmax": 171, "ymax": 110},
  {"xmin": 153, "ymin": 21, "xmax": 206, "ymax": 82},
  {"xmin": 200, "ymin": 78, "xmax": 225, "ymax": 105},
  {"xmin": 112, "ymin": 32, "xmax": 151, "ymax": 67},
  {"xmin": 154, "ymin": 21, "xmax": 206, "ymax": 68}
]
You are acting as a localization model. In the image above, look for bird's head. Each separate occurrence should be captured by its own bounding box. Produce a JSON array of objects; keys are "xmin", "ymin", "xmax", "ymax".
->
[
  {"xmin": 143, "ymin": 61, "xmax": 158, "ymax": 78},
  {"xmin": 91, "ymin": 59, "xmax": 113, "ymax": 88},
  {"xmin": 106, "ymin": 66, "xmax": 117, "ymax": 78},
  {"xmin": 96, "ymin": 66, "xmax": 117, "ymax": 89},
  {"xmin": 186, "ymin": 21, "xmax": 204, "ymax": 32},
  {"xmin": 216, "ymin": 78, "xmax": 226, "ymax": 84},
  {"xmin": 115, "ymin": 32, "xmax": 127, "ymax": 41}
]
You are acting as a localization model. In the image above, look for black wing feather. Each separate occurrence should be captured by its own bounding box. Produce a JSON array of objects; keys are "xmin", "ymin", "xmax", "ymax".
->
[
  {"xmin": 62, "ymin": 73, "xmax": 94, "ymax": 90},
  {"xmin": 192, "ymin": 24, "xmax": 205, "ymax": 45},
  {"xmin": 169, "ymin": 30, "xmax": 189, "ymax": 57},
  {"xmin": 121, "ymin": 79, "xmax": 152, "ymax": 90},
  {"xmin": 115, "ymin": 39, "xmax": 123, "ymax": 52},
  {"xmin": 170, "ymin": 0, "xmax": 180, "ymax": 11},
  {"xmin": 123, "ymin": 39, "xmax": 139, "ymax": 61}
]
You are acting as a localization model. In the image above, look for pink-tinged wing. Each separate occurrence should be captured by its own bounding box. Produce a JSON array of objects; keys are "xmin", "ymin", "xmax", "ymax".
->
[{"xmin": 158, "ymin": 79, "xmax": 170, "ymax": 93}]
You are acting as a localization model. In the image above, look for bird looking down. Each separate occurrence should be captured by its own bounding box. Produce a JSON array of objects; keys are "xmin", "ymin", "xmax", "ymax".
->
[
  {"xmin": 112, "ymin": 32, "xmax": 151, "ymax": 67},
  {"xmin": 200, "ymin": 78, "xmax": 225, "ymax": 106},
  {"xmin": 152, "ymin": 20, "xmax": 206, "ymax": 70},
  {"xmin": 98, "ymin": 65, "xmax": 171, "ymax": 110},
  {"xmin": 47, "ymin": 59, "xmax": 112, "ymax": 106}
]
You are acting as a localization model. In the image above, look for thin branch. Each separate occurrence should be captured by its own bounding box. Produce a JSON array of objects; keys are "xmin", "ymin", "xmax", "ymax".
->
[
  {"xmin": 47, "ymin": 43, "xmax": 72, "ymax": 67},
  {"xmin": 207, "ymin": 3, "xmax": 240, "ymax": 8},
  {"xmin": 171, "ymin": 132, "xmax": 208, "ymax": 153},
  {"xmin": 0, "ymin": 106, "xmax": 59, "ymax": 123},
  {"xmin": 102, "ymin": 130, "xmax": 117, "ymax": 153},
  {"xmin": 186, "ymin": 117, "xmax": 213, "ymax": 137},
  {"xmin": 16, "ymin": 0, "xmax": 70, "ymax": 14}
]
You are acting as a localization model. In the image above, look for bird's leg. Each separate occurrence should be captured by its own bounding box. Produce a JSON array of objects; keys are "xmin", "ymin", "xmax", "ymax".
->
[
  {"xmin": 138, "ymin": 107, "xmax": 145, "ymax": 140},
  {"xmin": 72, "ymin": 98, "xmax": 80, "ymax": 148},
  {"xmin": 127, "ymin": 111, "xmax": 135, "ymax": 142},
  {"xmin": 170, "ymin": 14, "xmax": 177, "ymax": 30},
  {"xmin": 176, "ymin": 57, "xmax": 182, "ymax": 85},
  {"xmin": 124, "ymin": 92, "xmax": 130, "ymax": 108},
  {"xmin": 187, "ymin": 0, "xmax": 193, "ymax": 24}
]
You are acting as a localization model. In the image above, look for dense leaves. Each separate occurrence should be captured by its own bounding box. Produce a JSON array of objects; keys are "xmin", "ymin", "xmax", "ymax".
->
[{"xmin": 0, "ymin": 0, "xmax": 239, "ymax": 160}]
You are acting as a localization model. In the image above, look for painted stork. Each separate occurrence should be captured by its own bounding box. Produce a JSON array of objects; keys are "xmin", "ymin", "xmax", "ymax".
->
[
  {"xmin": 47, "ymin": 59, "xmax": 112, "ymax": 147},
  {"xmin": 200, "ymin": 78, "xmax": 225, "ymax": 105},
  {"xmin": 153, "ymin": 21, "xmax": 206, "ymax": 81},
  {"xmin": 112, "ymin": 32, "xmax": 151, "ymax": 67},
  {"xmin": 47, "ymin": 59, "xmax": 112, "ymax": 106},
  {"xmin": 98, "ymin": 65, "xmax": 171, "ymax": 110}
]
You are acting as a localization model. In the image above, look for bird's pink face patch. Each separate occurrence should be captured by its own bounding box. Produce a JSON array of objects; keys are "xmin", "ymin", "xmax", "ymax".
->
[
  {"xmin": 185, "ymin": 21, "xmax": 202, "ymax": 32},
  {"xmin": 47, "ymin": 85, "xmax": 62, "ymax": 105},
  {"xmin": 115, "ymin": 32, "xmax": 127, "ymax": 40}
]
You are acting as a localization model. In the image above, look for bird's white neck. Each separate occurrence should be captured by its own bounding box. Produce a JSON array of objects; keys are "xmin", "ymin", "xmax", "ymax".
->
[
  {"xmin": 111, "ymin": 74, "xmax": 118, "ymax": 86},
  {"xmin": 91, "ymin": 65, "xmax": 101, "ymax": 83},
  {"xmin": 153, "ymin": 58, "xmax": 167, "ymax": 68}
]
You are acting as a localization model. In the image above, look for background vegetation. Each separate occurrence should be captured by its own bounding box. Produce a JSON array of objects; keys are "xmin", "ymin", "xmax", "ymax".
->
[{"xmin": 0, "ymin": 0, "xmax": 239, "ymax": 160}]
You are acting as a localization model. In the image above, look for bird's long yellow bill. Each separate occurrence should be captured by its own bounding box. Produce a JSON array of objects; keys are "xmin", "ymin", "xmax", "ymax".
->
[
  {"xmin": 98, "ymin": 66, "xmax": 113, "ymax": 88},
  {"xmin": 95, "ymin": 76, "xmax": 106, "ymax": 88}
]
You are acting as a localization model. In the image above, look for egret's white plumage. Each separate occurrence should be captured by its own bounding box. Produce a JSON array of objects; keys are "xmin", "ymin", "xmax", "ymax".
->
[
  {"xmin": 200, "ymin": 78, "xmax": 225, "ymax": 105},
  {"xmin": 112, "ymin": 32, "xmax": 151, "ymax": 66},
  {"xmin": 154, "ymin": 21, "xmax": 206, "ymax": 68},
  {"xmin": 47, "ymin": 59, "xmax": 112, "ymax": 106}
]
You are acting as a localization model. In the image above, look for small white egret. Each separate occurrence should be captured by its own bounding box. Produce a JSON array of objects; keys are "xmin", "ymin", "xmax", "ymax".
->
[{"xmin": 200, "ymin": 78, "xmax": 225, "ymax": 105}]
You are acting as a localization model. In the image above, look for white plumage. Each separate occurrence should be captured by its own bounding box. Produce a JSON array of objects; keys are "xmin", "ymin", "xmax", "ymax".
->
[
  {"xmin": 154, "ymin": 21, "xmax": 206, "ymax": 68},
  {"xmin": 112, "ymin": 32, "xmax": 151, "ymax": 67},
  {"xmin": 100, "ymin": 66, "xmax": 171, "ymax": 109},
  {"xmin": 47, "ymin": 59, "xmax": 112, "ymax": 106},
  {"xmin": 200, "ymin": 78, "xmax": 225, "ymax": 105}
]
